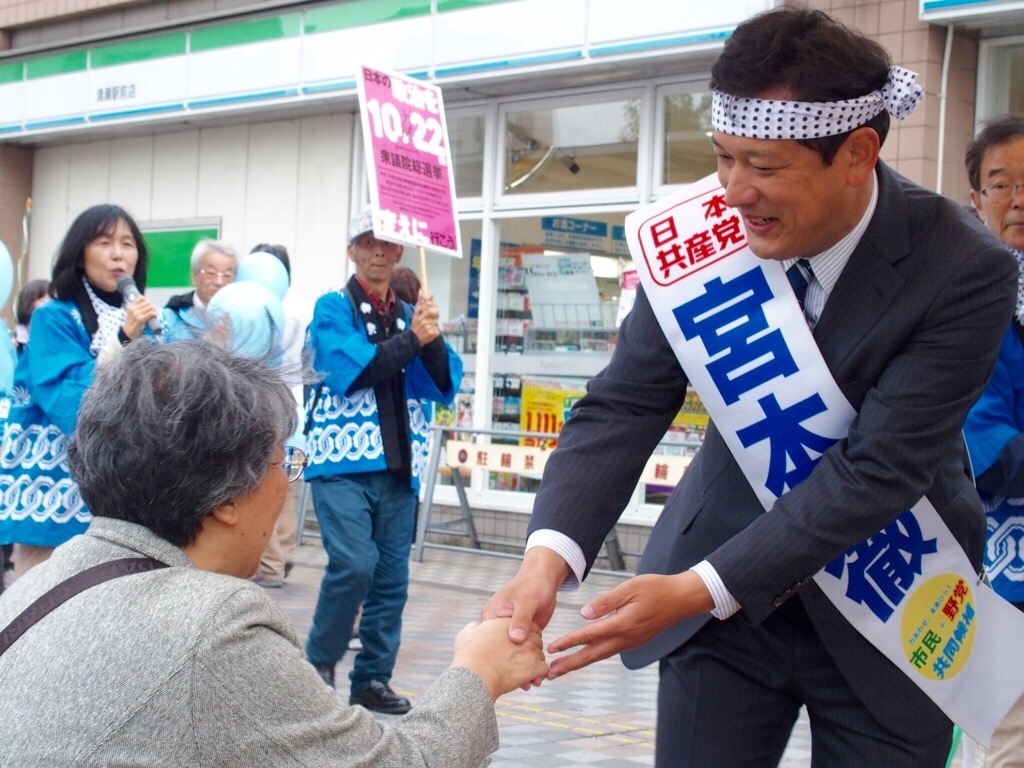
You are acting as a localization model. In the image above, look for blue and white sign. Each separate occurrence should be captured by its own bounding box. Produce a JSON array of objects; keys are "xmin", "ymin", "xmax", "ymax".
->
[
  {"xmin": 541, "ymin": 216, "xmax": 609, "ymax": 253},
  {"xmin": 625, "ymin": 172, "xmax": 1024, "ymax": 746},
  {"xmin": 611, "ymin": 225, "xmax": 630, "ymax": 257}
]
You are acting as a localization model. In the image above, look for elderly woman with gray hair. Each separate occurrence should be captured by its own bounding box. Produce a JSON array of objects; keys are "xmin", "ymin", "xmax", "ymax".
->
[{"xmin": 0, "ymin": 340, "xmax": 547, "ymax": 766}]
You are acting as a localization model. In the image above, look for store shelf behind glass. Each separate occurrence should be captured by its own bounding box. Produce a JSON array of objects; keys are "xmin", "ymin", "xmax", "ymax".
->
[{"xmin": 525, "ymin": 326, "xmax": 616, "ymax": 353}]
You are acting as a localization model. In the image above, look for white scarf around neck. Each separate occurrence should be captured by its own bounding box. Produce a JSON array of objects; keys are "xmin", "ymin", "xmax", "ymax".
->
[{"xmin": 83, "ymin": 277, "xmax": 126, "ymax": 356}]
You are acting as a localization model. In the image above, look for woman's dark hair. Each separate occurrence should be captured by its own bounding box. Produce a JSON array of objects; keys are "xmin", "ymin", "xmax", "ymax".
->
[
  {"xmin": 390, "ymin": 266, "xmax": 422, "ymax": 305},
  {"xmin": 15, "ymin": 279, "xmax": 49, "ymax": 325},
  {"xmin": 50, "ymin": 204, "xmax": 149, "ymax": 335},
  {"xmin": 710, "ymin": 7, "xmax": 892, "ymax": 165},
  {"xmin": 68, "ymin": 339, "xmax": 296, "ymax": 547}
]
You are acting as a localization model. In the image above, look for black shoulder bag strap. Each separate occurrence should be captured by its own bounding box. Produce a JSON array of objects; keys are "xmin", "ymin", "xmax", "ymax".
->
[
  {"xmin": 303, "ymin": 287, "xmax": 361, "ymax": 437},
  {"xmin": 0, "ymin": 556, "xmax": 168, "ymax": 659}
]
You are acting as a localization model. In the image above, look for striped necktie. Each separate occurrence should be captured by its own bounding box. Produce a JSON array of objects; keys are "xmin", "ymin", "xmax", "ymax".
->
[{"xmin": 786, "ymin": 259, "xmax": 814, "ymax": 315}]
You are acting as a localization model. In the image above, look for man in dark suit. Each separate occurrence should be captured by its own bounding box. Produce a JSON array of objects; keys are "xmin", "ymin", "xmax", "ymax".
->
[{"xmin": 484, "ymin": 8, "xmax": 1017, "ymax": 767}]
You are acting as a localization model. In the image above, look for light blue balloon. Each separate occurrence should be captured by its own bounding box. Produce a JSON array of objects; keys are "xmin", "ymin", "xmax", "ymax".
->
[
  {"xmin": 206, "ymin": 281, "xmax": 285, "ymax": 359},
  {"xmin": 236, "ymin": 251, "xmax": 289, "ymax": 301},
  {"xmin": 0, "ymin": 240, "xmax": 13, "ymax": 310}
]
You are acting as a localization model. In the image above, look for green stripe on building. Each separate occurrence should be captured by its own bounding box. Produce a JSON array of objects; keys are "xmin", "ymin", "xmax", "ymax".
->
[
  {"xmin": 0, "ymin": 60, "xmax": 22, "ymax": 84},
  {"xmin": 190, "ymin": 13, "xmax": 301, "ymax": 53},
  {"xmin": 26, "ymin": 50, "xmax": 87, "ymax": 79},
  {"xmin": 304, "ymin": 0, "xmax": 430, "ymax": 34},
  {"xmin": 92, "ymin": 33, "xmax": 187, "ymax": 69},
  {"xmin": 437, "ymin": 0, "xmax": 516, "ymax": 11}
]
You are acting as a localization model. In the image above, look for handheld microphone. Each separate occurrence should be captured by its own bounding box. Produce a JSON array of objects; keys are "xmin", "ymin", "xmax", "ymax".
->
[{"xmin": 116, "ymin": 275, "xmax": 164, "ymax": 335}]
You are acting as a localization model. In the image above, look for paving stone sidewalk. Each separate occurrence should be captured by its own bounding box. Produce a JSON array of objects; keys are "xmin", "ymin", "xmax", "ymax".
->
[{"xmin": 267, "ymin": 537, "xmax": 836, "ymax": 767}]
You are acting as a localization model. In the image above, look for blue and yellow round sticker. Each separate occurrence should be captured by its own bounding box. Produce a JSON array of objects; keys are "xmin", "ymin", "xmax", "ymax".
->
[{"xmin": 901, "ymin": 574, "xmax": 977, "ymax": 681}]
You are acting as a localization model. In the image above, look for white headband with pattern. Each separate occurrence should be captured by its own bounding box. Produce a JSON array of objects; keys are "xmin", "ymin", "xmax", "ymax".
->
[{"xmin": 711, "ymin": 66, "xmax": 924, "ymax": 140}]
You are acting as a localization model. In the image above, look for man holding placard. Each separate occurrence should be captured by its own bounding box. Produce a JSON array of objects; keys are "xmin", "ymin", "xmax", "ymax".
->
[
  {"xmin": 304, "ymin": 206, "xmax": 462, "ymax": 715},
  {"xmin": 485, "ymin": 7, "xmax": 1019, "ymax": 766}
]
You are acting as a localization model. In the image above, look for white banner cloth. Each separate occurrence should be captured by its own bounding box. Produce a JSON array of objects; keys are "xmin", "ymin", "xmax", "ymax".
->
[{"xmin": 624, "ymin": 172, "xmax": 1024, "ymax": 745}]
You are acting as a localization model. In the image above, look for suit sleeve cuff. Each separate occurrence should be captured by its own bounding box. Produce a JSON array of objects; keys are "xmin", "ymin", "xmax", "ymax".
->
[
  {"xmin": 525, "ymin": 530, "xmax": 585, "ymax": 590},
  {"xmin": 691, "ymin": 560, "xmax": 742, "ymax": 619}
]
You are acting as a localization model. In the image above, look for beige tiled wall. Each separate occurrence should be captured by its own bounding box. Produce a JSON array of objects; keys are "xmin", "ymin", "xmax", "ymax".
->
[
  {"xmin": 801, "ymin": 0, "xmax": 980, "ymax": 203},
  {"xmin": 0, "ymin": 143, "xmax": 32, "ymax": 324},
  {"xmin": 0, "ymin": 0, "xmax": 144, "ymax": 29}
]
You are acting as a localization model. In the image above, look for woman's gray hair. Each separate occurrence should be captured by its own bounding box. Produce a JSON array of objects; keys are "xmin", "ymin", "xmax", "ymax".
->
[
  {"xmin": 67, "ymin": 339, "xmax": 297, "ymax": 547},
  {"xmin": 190, "ymin": 239, "xmax": 239, "ymax": 272}
]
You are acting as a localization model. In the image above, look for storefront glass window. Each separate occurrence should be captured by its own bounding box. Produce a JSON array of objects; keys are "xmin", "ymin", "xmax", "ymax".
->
[
  {"xmin": 423, "ymin": 85, "xmax": 717, "ymax": 512},
  {"xmin": 662, "ymin": 90, "xmax": 717, "ymax": 186},
  {"xmin": 492, "ymin": 214, "xmax": 630, "ymax": 356},
  {"xmin": 502, "ymin": 97, "xmax": 640, "ymax": 195},
  {"xmin": 993, "ymin": 43, "xmax": 1024, "ymax": 116},
  {"xmin": 979, "ymin": 38, "xmax": 1024, "ymax": 120},
  {"xmin": 449, "ymin": 112, "xmax": 485, "ymax": 200},
  {"xmin": 483, "ymin": 213, "xmax": 632, "ymax": 492},
  {"xmin": 425, "ymin": 218, "xmax": 479, "ymax": 481},
  {"xmin": 427, "ymin": 218, "xmax": 479, "ymax": 357}
]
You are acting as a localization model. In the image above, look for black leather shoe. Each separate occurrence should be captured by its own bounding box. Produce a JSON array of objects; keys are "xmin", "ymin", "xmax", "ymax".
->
[
  {"xmin": 312, "ymin": 662, "xmax": 335, "ymax": 688},
  {"xmin": 349, "ymin": 681, "xmax": 411, "ymax": 714}
]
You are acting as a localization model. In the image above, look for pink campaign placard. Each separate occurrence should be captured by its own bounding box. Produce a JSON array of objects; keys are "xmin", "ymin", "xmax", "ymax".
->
[{"xmin": 356, "ymin": 65, "xmax": 462, "ymax": 258}]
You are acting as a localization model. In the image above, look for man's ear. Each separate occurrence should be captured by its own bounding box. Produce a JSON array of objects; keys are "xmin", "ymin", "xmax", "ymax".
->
[
  {"xmin": 210, "ymin": 502, "xmax": 240, "ymax": 527},
  {"xmin": 969, "ymin": 189, "xmax": 987, "ymax": 224},
  {"xmin": 844, "ymin": 126, "xmax": 881, "ymax": 188}
]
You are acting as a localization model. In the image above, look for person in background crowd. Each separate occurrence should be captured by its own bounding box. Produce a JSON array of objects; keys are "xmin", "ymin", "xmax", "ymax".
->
[
  {"xmin": 249, "ymin": 241, "xmax": 314, "ymax": 588},
  {"xmin": 13, "ymin": 279, "xmax": 50, "ymax": 352},
  {"xmin": 390, "ymin": 266, "xmax": 422, "ymax": 306},
  {"xmin": 0, "ymin": 339, "xmax": 548, "ymax": 766},
  {"xmin": 4, "ymin": 278, "xmax": 50, "ymax": 582},
  {"xmin": 0, "ymin": 204, "xmax": 158, "ymax": 578},
  {"xmin": 303, "ymin": 205, "xmax": 462, "ymax": 714},
  {"xmin": 962, "ymin": 113, "xmax": 1024, "ymax": 768},
  {"xmin": 485, "ymin": 8, "xmax": 1015, "ymax": 767},
  {"xmin": 162, "ymin": 239, "xmax": 237, "ymax": 340}
]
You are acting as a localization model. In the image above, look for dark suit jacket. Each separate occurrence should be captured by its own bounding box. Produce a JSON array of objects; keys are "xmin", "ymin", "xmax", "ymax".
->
[{"xmin": 529, "ymin": 163, "xmax": 1016, "ymax": 742}]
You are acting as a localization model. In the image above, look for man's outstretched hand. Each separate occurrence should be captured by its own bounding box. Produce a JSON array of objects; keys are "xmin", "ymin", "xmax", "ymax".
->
[
  {"xmin": 544, "ymin": 570, "xmax": 714, "ymax": 679},
  {"xmin": 482, "ymin": 547, "xmax": 570, "ymax": 686}
]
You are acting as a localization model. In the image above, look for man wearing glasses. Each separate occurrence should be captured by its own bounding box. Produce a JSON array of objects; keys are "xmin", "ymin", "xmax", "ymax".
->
[
  {"xmin": 962, "ymin": 114, "xmax": 1024, "ymax": 768},
  {"xmin": 303, "ymin": 205, "xmax": 462, "ymax": 715},
  {"xmin": 162, "ymin": 239, "xmax": 238, "ymax": 340}
]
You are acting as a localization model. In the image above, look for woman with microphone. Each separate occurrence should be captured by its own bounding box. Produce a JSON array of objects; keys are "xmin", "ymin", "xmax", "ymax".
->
[{"xmin": 0, "ymin": 204, "xmax": 158, "ymax": 578}]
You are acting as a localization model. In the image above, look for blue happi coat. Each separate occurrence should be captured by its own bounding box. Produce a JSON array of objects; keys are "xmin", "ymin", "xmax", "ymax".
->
[
  {"xmin": 1, "ymin": 300, "xmax": 94, "ymax": 546},
  {"xmin": 304, "ymin": 289, "xmax": 461, "ymax": 491},
  {"xmin": 964, "ymin": 323, "xmax": 1024, "ymax": 603},
  {"xmin": 160, "ymin": 294, "xmax": 208, "ymax": 341}
]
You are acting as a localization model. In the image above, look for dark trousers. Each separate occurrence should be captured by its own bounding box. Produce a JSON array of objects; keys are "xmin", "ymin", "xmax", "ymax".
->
[
  {"xmin": 655, "ymin": 600, "xmax": 952, "ymax": 768},
  {"xmin": 305, "ymin": 472, "xmax": 415, "ymax": 695}
]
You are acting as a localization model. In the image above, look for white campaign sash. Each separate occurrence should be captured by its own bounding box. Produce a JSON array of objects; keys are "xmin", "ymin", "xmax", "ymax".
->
[{"xmin": 625, "ymin": 173, "xmax": 1024, "ymax": 745}]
